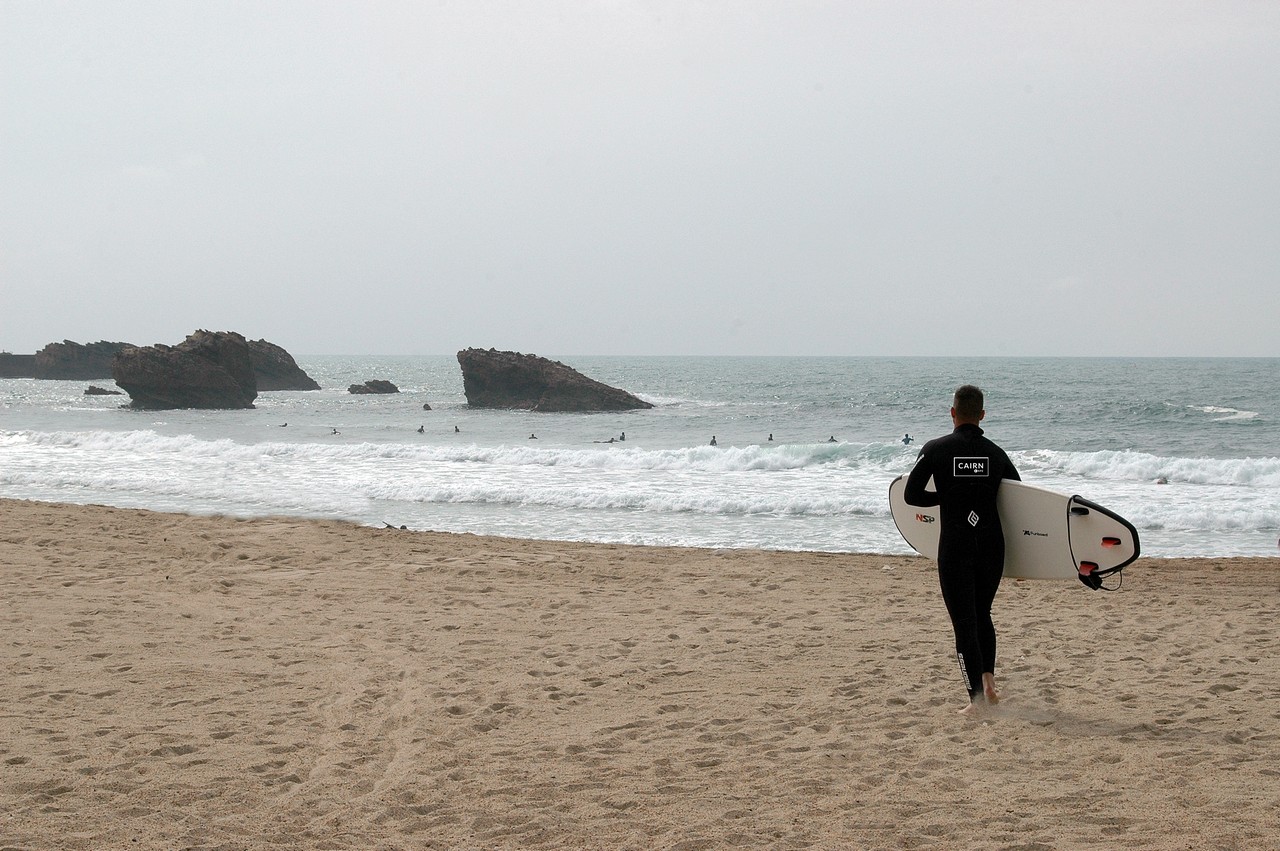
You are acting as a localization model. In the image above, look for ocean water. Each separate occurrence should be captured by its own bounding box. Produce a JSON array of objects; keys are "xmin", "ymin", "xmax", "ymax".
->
[{"xmin": 2, "ymin": 356, "xmax": 1277, "ymax": 558}]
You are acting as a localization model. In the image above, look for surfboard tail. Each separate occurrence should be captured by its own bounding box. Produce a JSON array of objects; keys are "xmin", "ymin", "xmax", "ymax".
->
[{"xmin": 1069, "ymin": 496, "xmax": 1141, "ymax": 591}]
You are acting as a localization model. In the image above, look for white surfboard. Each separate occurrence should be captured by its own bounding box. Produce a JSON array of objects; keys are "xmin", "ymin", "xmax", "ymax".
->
[{"xmin": 888, "ymin": 475, "xmax": 1139, "ymax": 586}]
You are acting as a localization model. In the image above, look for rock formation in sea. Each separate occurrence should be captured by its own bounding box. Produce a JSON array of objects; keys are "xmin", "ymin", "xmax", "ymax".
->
[
  {"xmin": 111, "ymin": 330, "xmax": 258, "ymax": 409},
  {"xmin": 348, "ymin": 379, "xmax": 400, "ymax": 394},
  {"xmin": 456, "ymin": 348, "xmax": 654, "ymax": 412},
  {"xmin": 247, "ymin": 339, "xmax": 321, "ymax": 391},
  {"xmin": 34, "ymin": 340, "xmax": 133, "ymax": 379},
  {"xmin": 84, "ymin": 385, "xmax": 123, "ymax": 396},
  {"xmin": 0, "ymin": 353, "xmax": 36, "ymax": 378}
]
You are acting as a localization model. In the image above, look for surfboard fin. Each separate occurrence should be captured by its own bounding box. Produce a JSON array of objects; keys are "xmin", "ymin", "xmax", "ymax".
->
[
  {"xmin": 1078, "ymin": 561, "xmax": 1124, "ymax": 591},
  {"xmin": 1078, "ymin": 562, "xmax": 1100, "ymax": 589}
]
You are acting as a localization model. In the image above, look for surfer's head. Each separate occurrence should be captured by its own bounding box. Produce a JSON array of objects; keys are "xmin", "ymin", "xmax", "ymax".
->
[{"xmin": 951, "ymin": 385, "xmax": 985, "ymax": 424}]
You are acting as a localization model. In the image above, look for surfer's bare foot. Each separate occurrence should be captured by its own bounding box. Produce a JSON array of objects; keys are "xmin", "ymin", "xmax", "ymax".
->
[
  {"xmin": 958, "ymin": 697, "xmax": 997, "ymax": 717},
  {"xmin": 958, "ymin": 679, "xmax": 1000, "ymax": 717}
]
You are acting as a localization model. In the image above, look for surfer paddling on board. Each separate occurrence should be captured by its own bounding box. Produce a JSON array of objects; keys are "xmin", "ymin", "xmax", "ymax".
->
[{"xmin": 903, "ymin": 385, "xmax": 1020, "ymax": 715}]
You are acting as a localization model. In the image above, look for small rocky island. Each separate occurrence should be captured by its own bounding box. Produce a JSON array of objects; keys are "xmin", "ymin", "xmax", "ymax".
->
[
  {"xmin": 348, "ymin": 380, "xmax": 399, "ymax": 394},
  {"xmin": 2, "ymin": 336, "xmax": 318, "ymax": 394},
  {"xmin": 457, "ymin": 348, "xmax": 653, "ymax": 412}
]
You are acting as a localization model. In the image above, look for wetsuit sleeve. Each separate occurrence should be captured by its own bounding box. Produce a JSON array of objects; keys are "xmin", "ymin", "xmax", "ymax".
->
[
  {"xmin": 1001, "ymin": 450, "xmax": 1021, "ymax": 482},
  {"xmin": 903, "ymin": 450, "xmax": 939, "ymax": 507}
]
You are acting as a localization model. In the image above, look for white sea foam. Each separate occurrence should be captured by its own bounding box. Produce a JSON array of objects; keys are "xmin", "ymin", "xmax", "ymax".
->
[
  {"xmin": 1191, "ymin": 404, "xmax": 1260, "ymax": 422},
  {"xmin": 9, "ymin": 429, "xmax": 907, "ymax": 474},
  {"xmin": 3, "ymin": 428, "xmax": 1276, "ymax": 554},
  {"xmin": 1019, "ymin": 448, "xmax": 1280, "ymax": 488},
  {"xmin": 13, "ymin": 429, "xmax": 1278, "ymax": 487}
]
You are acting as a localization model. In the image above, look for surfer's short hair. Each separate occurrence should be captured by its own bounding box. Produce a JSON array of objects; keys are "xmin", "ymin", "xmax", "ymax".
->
[{"xmin": 953, "ymin": 385, "xmax": 984, "ymax": 420}]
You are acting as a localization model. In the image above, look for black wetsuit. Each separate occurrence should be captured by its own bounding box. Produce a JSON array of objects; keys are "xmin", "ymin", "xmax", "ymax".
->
[{"xmin": 904, "ymin": 422, "xmax": 1019, "ymax": 700}]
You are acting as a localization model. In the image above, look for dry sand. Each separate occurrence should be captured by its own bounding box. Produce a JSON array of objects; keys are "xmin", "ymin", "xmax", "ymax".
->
[{"xmin": 2, "ymin": 498, "xmax": 1278, "ymax": 850}]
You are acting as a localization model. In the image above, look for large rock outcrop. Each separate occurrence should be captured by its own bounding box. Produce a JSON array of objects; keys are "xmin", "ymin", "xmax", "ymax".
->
[
  {"xmin": 34, "ymin": 340, "xmax": 134, "ymax": 379},
  {"xmin": 112, "ymin": 330, "xmax": 258, "ymax": 409},
  {"xmin": 457, "ymin": 348, "xmax": 654, "ymax": 412},
  {"xmin": 247, "ymin": 339, "xmax": 320, "ymax": 391}
]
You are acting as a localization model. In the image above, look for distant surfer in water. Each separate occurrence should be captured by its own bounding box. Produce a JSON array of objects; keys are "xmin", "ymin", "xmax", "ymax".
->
[
  {"xmin": 903, "ymin": 384, "xmax": 1020, "ymax": 715},
  {"xmin": 902, "ymin": 433, "xmax": 913, "ymax": 445}
]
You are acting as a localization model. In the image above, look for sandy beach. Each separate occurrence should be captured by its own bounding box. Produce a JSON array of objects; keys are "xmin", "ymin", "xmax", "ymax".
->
[{"xmin": 2, "ymin": 498, "xmax": 1277, "ymax": 850}]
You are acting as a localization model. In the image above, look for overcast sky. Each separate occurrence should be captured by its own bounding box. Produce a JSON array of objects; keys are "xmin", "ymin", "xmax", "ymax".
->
[{"xmin": 3, "ymin": 1, "xmax": 1277, "ymax": 357}]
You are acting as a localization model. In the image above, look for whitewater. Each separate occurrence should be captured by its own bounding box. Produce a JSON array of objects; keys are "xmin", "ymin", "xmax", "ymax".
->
[{"xmin": 2, "ymin": 355, "xmax": 1277, "ymax": 557}]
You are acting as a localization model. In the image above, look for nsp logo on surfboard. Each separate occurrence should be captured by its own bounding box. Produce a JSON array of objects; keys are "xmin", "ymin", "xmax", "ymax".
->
[{"xmin": 953, "ymin": 457, "xmax": 989, "ymax": 477}]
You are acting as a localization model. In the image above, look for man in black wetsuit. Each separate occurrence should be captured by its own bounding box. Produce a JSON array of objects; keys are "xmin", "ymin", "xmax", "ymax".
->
[{"xmin": 904, "ymin": 385, "xmax": 1019, "ymax": 714}]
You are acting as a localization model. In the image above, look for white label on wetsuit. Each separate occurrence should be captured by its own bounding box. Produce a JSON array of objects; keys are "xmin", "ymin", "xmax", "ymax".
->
[
  {"xmin": 967, "ymin": 510, "xmax": 980, "ymax": 527},
  {"xmin": 954, "ymin": 457, "xmax": 989, "ymax": 477}
]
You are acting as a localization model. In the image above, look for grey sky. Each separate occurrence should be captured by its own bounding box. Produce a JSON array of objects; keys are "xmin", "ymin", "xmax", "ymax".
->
[{"xmin": 3, "ymin": 1, "xmax": 1277, "ymax": 356}]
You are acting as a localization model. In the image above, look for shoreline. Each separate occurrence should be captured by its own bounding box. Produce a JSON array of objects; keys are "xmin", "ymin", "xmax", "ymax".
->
[
  {"xmin": 3, "ymin": 498, "xmax": 1278, "ymax": 848},
  {"xmin": 3, "ymin": 496, "xmax": 1275, "ymax": 563}
]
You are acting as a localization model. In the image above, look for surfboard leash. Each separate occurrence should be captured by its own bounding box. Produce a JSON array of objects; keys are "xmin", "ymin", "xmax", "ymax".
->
[{"xmin": 1078, "ymin": 561, "xmax": 1125, "ymax": 591}]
